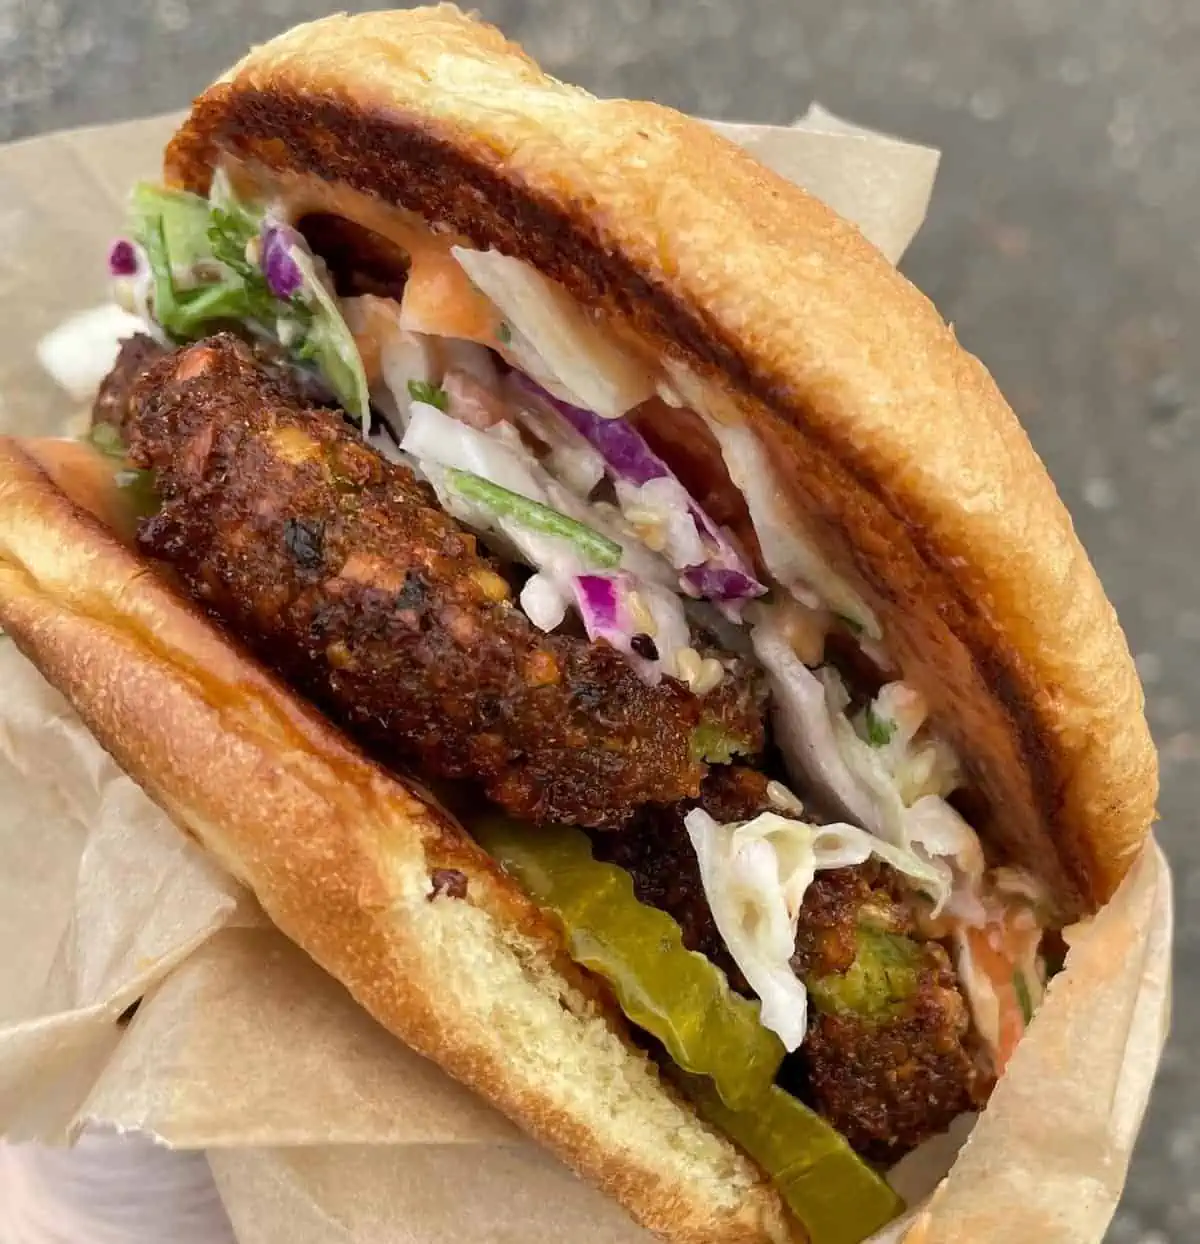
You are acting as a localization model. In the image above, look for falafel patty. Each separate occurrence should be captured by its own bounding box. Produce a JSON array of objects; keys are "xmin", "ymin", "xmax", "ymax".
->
[
  {"xmin": 119, "ymin": 333, "xmax": 765, "ymax": 828},
  {"xmin": 93, "ymin": 333, "xmax": 169, "ymax": 432},
  {"xmin": 599, "ymin": 770, "xmax": 989, "ymax": 1156}
]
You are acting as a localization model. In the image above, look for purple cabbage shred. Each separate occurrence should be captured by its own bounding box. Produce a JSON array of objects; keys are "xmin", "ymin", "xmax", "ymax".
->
[
  {"xmin": 260, "ymin": 222, "xmax": 304, "ymax": 300},
  {"xmin": 107, "ymin": 239, "xmax": 139, "ymax": 278}
]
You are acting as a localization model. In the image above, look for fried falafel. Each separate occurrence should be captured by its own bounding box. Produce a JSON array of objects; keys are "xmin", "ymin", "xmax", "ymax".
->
[{"xmin": 122, "ymin": 334, "xmax": 765, "ymax": 829}]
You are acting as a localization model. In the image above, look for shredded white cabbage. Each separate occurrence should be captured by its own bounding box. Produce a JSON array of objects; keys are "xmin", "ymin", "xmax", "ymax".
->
[
  {"xmin": 440, "ymin": 338, "xmax": 502, "ymax": 388},
  {"xmin": 828, "ymin": 681, "xmax": 984, "ymax": 919},
  {"xmin": 507, "ymin": 379, "xmax": 607, "ymax": 498},
  {"xmin": 614, "ymin": 475, "xmax": 708, "ymax": 567},
  {"xmin": 350, "ymin": 267, "xmax": 995, "ymax": 922},
  {"xmin": 404, "ymin": 401, "xmax": 543, "ymax": 496},
  {"xmin": 380, "ymin": 331, "xmax": 439, "ymax": 412},
  {"xmin": 684, "ymin": 809, "xmax": 956, "ymax": 1049},
  {"xmin": 343, "ymin": 295, "xmax": 505, "ymax": 433},
  {"xmin": 638, "ymin": 582, "xmax": 694, "ymax": 681},
  {"xmin": 366, "ymin": 430, "xmax": 410, "ymax": 467},
  {"xmin": 539, "ymin": 477, "xmax": 678, "ymax": 592},
  {"xmin": 751, "ymin": 611, "xmax": 983, "ymax": 916},
  {"xmin": 402, "ymin": 400, "xmax": 590, "ymax": 629},
  {"xmin": 112, "ymin": 258, "xmax": 159, "ymax": 336},
  {"xmin": 905, "ymin": 797, "xmax": 986, "ymax": 910},
  {"xmin": 751, "ymin": 617, "xmax": 879, "ymax": 825},
  {"xmin": 855, "ymin": 682, "xmax": 962, "ymax": 803},
  {"xmin": 992, "ymin": 866, "xmax": 1053, "ymax": 908},
  {"xmin": 451, "ymin": 247, "xmax": 657, "ymax": 418},
  {"xmin": 401, "ymin": 402, "xmax": 693, "ymax": 682},
  {"xmin": 690, "ymin": 410, "xmax": 881, "ymax": 639}
]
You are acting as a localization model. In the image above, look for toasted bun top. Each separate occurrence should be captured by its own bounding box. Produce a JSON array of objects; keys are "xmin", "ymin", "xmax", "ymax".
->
[
  {"xmin": 162, "ymin": 4, "xmax": 1156, "ymax": 913},
  {"xmin": 0, "ymin": 437, "xmax": 796, "ymax": 1243}
]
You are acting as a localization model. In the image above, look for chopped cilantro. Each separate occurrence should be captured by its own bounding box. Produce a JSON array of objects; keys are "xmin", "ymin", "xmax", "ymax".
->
[
  {"xmin": 407, "ymin": 379, "xmax": 449, "ymax": 411},
  {"xmin": 142, "ymin": 209, "xmax": 271, "ymax": 339},
  {"xmin": 88, "ymin": 422, "xmax": 126, "ymax": 459},
  {"xmin": 206, "ymin": 208, "xmax": 295, "ymax": 325},
  {"xmin": 206, "ymin": 206, "xmax": 258, "ymax": 275},
  {"xmin": 690, "ymin": 720, "xmax": 754, "ymax": 765},
  {"xmin": 496, "ymin": 320, "xmax": 512, "ymax": 345},
  {"xmin": 446, "ymin": 470, "xmax": 621, "ymax": 567},
  {"xmin": 864, "ymin": 708, "xmax": 896, "ymax": 747},
  {"xmin": 1013, "ymin": 969, "xmax": 1034, "ymax": 1025}
]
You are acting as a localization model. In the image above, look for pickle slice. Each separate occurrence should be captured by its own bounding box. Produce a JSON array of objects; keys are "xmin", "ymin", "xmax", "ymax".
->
[
  {"xmin": 474, "ymin": 817, "xmax": 905, "ymax": 1243},
  {"xmin": 680, "ymin": 1075, "xmax": 904, "ymax": 1244},
  {"xmin": 472, "ymin": 817, "xmax": 785, "ymax": 1109}
]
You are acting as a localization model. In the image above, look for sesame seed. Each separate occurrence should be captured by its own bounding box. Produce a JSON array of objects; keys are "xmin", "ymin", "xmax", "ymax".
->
[
  {"xmin": 627, "ymin": 591, "xmax": 658, "ymax": 636},
  {"xmin": 625, "ymin": 506, "xmax": 669, "ymax": 552},
  {"xmin": 675, "ymin": 646, "xmax": 703, "ymax": 687},
  {"xmin": 636, "ymin": 526, "xmax": 669, "ymax": 553},
  {"xmin": 692, "ymin": 657, "xmax": 725, "ymax": 695},
  {"xmin": 778, "ymin": 601, "xmax": 829, "ymax": 667},
  {"xmin": 767, "ymin": 781, "xmax": 805, "ymax": 816},
  {"xmin": 624, "ymin": 506, "xmax": 660, "ymax": 527}
]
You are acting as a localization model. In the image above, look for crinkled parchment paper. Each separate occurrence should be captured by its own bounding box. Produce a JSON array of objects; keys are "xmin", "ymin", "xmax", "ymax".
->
[{"xmin": 0, "ymin": 108, "xmax": 1170, "ymax": 1244}]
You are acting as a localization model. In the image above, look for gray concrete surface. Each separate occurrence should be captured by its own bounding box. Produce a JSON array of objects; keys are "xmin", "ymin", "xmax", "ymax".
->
[{"xmin": 1, "ymin": 1, "xmax": 1195, "ymax": 1238}]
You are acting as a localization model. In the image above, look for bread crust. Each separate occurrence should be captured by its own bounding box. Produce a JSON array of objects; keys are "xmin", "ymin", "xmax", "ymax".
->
[
  {"xmin": 0, "ymin": 438, "xmax": 795, "ymax": 1244},
  {"xmin": 161, "ymin": 4, "xmax": 1156, "ymax": 912}
]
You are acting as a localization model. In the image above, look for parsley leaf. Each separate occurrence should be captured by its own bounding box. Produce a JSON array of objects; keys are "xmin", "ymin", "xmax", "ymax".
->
[
  {"xmin": 407, "ymin": 379, "xmax": 449, "ymax": 411},
  {"xmin": 207, "ymin": 209, "xmax": 297, "ymax": 326},
  {"xmin": 864, "ymin": 708, "xmax": 896, "ymax": 747},
  {"xmin": 206, "ymin": 207, "xmax": 258, "ymax": 275}
]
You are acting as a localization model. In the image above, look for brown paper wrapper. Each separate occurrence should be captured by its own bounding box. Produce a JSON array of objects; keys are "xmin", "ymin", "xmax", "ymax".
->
[{"xmin": 0, "ymin": 108, "xmax": 1169, "ymax": 1244}]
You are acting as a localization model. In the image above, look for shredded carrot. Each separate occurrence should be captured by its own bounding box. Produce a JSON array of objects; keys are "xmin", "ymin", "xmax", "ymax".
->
[
  {"xmin": 400, "ymin": 247, "xmax": 502, "ymax": 345},
  {"xmin": 964, "ymin": 922, "xmax": 1028, "ymax": 1075}
]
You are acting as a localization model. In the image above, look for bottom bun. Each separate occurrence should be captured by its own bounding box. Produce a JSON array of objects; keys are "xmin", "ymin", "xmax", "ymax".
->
[{"xmin": 0, "ymin": 437, "xmax": 796, "ymax": 1244}]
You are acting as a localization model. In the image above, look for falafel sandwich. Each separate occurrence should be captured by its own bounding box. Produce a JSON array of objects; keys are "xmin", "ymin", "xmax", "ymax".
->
[{"xmin": 0, "ymin": 8, "xmax": 1158, "ymax": 1243}]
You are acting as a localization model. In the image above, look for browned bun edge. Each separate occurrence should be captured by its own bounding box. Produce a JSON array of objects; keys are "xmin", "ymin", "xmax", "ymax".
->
[
  {"xmin": 25, "ymin": 437, "xmax": 143, "ymax": 540},
  {"xmin": 0, "ymin": 437, "xmax": 797, "ymax": 1244},
  {"xmin": 162, "ymin": 4, "xmax": 1156, "ymax": 913}
]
